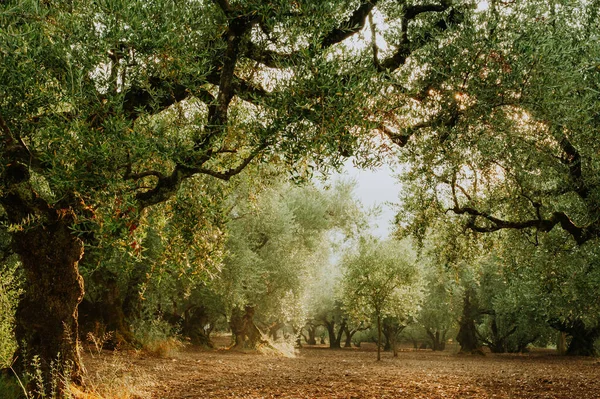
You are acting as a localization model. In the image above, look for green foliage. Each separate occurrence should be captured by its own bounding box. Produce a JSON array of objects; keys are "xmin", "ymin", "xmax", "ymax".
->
[
  {"xmin": 130, "ymin": 316, "xmax": 183, "ymax": 357},
  {"xmin": 495, "ymin": 231, "xmax": 600, "ymax": 341},
  {"xmin": 0, "ymin": 256, "xmax": 22, "ymax": 368},
  {"xmin": 220, "ymin": 176, "xmax": 363, "ymax": 329},
  {"xmin": 341, "ymin": 236, "xmax": 418, "ymax": 324},
  {"xmin": 417, "ymin": 259, "xmax": 461, "ymax": 347},
  {"xmin": 476, "ymin": 251, "xmax": 554, "ymax": 353},
  {"xmin": 0, "ymin": 375, "xmax": 23, "ymax": 399},
  {"xmin": 395, "ymin": 0, "xmax": 600, "ymax": 246}
]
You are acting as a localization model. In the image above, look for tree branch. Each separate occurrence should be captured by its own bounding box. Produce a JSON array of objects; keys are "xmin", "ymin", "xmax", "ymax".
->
[
  {"xmin": 450, "ymin": 204, "xmax": 596, "ymax": 245},
  {"xmin": 244, "ymin": 1, "xmax": 379, "ymax": 68},
  {"xmin": 379, "ymin": 1, "xmax": 456, "ymax": 71},
  {"xmin": 196, "ymin": 145, "xmax": 267, "ymax": 181}
]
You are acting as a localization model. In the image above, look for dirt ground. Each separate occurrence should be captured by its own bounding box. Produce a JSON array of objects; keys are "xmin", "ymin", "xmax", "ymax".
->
[{"xmin": 82, "ymin": 338, "xmax": 600, "ymax": 399}]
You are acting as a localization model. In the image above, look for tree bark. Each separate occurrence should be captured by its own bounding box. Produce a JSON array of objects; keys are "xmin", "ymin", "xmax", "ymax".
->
[
  {"xmin": 229, "ymin": 305, "xmax": 265, "ymax": 349},
  {"xmin": 268, "ymin": 321, "xmax": 284, "ymax": 342},
  {"xmin": 456, "ymin": 290, "xmax": 483, "ymax": 355},
  {"xmin": 343, "ymin": 324, "xmax": 354, "ymax": 348},
  {"xmin": 182, "ymin": 306, "xmax": 214, "ymax": 347},
  {"xmin": 550, "ymin": 319, "xmax": 599, "ymax": 356},
  {"xmin": 303, "ymin": 323, "xmax": 317, "ymax": 345},
  {"xmin": 377, "ymin": 313, "xmax": 382, "ymax": 361},
  {"xmin": 323, "ymin": 318, "xmax": 346, "ymax": 349},
  {"xmin": 12, "ymin": 213, "xmax": 85, "ymax": 394},
  {"xmin": 91, "ymin": 271, "xmax": 136, "ymax": 348},
  {"xmin": 557, "ymin": 331, "xmax": 567, "ymax": 355}
]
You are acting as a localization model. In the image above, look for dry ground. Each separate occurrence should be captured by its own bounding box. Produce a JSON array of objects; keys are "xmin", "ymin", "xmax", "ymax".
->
[{"xmin": 82, "ymin": 338, "xmax": 600, "ymax": 399}]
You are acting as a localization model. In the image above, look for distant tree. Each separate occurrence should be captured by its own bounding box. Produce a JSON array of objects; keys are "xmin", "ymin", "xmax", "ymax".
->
[
  {"xmin": 493, "ymin": 231, "xmax": 600, "ymax": 356},
  {"xmin": 476, "ymin": 253, "xmax": 553, "ymax": 354},
  {"xmin": 341, "ymin": 237, "xmax": 417, "ymax": 360},
  {"xmin": 418, "ymin": 262, "xmax": 460, "ymax": 352},
  {"xmin": 221, "ymin": 179, "xmax": 362, "ymax": 349}
]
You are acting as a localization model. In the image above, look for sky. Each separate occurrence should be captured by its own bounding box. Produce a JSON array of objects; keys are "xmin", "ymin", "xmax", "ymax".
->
[{"xmin": 335, "ymin": 161, "xmax": 403, "ymax": 239}]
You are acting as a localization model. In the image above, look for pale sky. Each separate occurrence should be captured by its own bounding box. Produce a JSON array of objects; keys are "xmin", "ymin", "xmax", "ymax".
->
[{"xmin": 336, "ymin": 160, "xmax": 402, "ymax": 239}]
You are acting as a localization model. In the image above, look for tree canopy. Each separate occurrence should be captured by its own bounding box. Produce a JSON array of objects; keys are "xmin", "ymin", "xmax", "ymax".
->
[{"xmin": 3, "ymin": 0, "xmax": 600, "ymax": 396}]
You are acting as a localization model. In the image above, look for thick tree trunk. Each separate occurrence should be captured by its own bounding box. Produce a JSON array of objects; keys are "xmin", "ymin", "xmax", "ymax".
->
[
  {"xmin": 323, "ymin": 318, "xmax": 345, "ymax": 349},
  {"xmin": 182, "ymin": 306, "xmax": 213, "ymax": 347},
  {"xmin": 92, "ymin": 271, "xmax": 135, "ymax": 348},
  {"xmin": 457, "ymin": 291, "xmax": 483, "ymax": 355},
  {"xmin": 303, "ymin": 324, "xmax": 317, "ymax": 345},
  {"xmin": 566, "ymin": 322, "xmax": 599, "ymax": 356},
  {"xmin": 482, "ymin": 317, "xmax": 518, "ymax": 354},
  {"xmin": 426, "ymin": 329, "xmax": 447, "ymax": 351},
  {"xmin": 324, "ymin": 322, "xmax": 338, "ymax": 348},
  {"xmin": 1, "ymin": 165, "xmax": 87, "ymax": 397},
  {"xmin": 229, "ymin": 306, "xmax": 265, "ymax": 349},
  {"xmin": 550, "ymin": 319, "xmax": 599, "ymax": 356},
  {"xmin": 343, "ymin": 324, "xmax": 359, "ymax": 348},
  {"xmin": 12, "ymin": 215, "xmax": 85, "ymax": 394},
  {"xmin": 268, "ymin": 321, "xmax": 284, "ymax": 342}
]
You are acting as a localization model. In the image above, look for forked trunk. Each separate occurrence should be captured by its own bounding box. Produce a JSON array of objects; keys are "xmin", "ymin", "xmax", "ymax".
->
[
  {"xmin": 229, "ymin": 305, "xmax": 265, "ymax": 349},
  {"xmin": 426, "ymin": 329, "xmax": 447, "ymax": 351},
  {"xmin": 304, "ymin": 324, "xmax": 317, "ymax": 345},
  {"xmin": 12, "ymin": 214, "xmax": 85, "ymax": 395},
  {"xmin": 323, "ymin": 318, "xmax": 345, "ymax": 349}
]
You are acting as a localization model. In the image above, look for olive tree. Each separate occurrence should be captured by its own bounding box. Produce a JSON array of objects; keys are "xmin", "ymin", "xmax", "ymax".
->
[
  {"xmin": 341, "ymin": 237, "xmax": 417, "ymax": 360},
  {"xmin": 220, "ymin": 178, "xmax": 363, "ymax": 348},
  {"xmin": 0, "ymin": 0, "xmax": 466, "ymax": 390}
]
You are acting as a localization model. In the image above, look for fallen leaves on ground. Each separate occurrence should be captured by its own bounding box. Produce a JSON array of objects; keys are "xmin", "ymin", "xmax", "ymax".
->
[{"xmin": 83, "ymin": 340, "xmax": 600, "ymax": 399}]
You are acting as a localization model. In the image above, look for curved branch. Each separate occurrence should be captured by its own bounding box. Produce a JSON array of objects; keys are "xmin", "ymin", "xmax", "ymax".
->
[
  {"xmin": 379, "ymin": 1, "xmax": 456, "ymax": 71},
  {"xmin": 196, "ymin": 145, "xmax": 267, "ymax": 181},
  {"xmin": 450, "ymin": 205, "xmax": 596, "ymax": 245},
  {"xmin": 244, "ymin": 1, "xmax": 378, "ymax": 68}
]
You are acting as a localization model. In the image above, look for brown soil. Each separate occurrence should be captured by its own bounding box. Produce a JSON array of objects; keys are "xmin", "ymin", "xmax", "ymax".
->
[{"xmin": 83, "ymin": 338, "xmax": 600, "ymax": 399}]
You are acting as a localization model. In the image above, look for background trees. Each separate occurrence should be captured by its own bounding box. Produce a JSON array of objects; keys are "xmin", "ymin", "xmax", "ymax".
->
[
  {"xmin": 220, "ymin": 178, "xmax": 363, "ymax": 348},
  {"xmin": 341, "ymin": 237, "xmax": 418, "ymax": 360},
  {"xmin": 392, "ymin": 0, "xmax": 600, "ymax": 356}
]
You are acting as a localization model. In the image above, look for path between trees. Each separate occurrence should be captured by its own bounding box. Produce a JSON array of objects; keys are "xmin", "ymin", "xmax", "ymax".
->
[{"xmin": 82, "ymin": 340, "xmax": 600, "ymax": 399}]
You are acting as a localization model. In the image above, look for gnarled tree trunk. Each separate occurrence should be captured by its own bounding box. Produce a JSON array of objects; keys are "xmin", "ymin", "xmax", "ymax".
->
[
  {"xmin": 181, "ymin": 305, "xmax": 214, "ymax": 347},
  {"xmin": 426, "ymin": 328, "xmax": 447, "ymax": 351},
  {"xmin": 322, "ymin": 318, "xmax": 346, "ymax": 349},
  {"xmin": 229, "ymin": 305, "xmax": 265, "ymax": 349},
  {"xmin": 457, "ymin": 290, "xmax": 483, "ymax": 355},
  {"xmin": 550, "ymin": 319, "xmax": 599, "ymax": 356},
  {"xmin": 89, "ymin": 271, "xmax": 136, "ymax": 348},
  {"xmin": 566, "ymin": 321, "xmax": 599, "ymax": 356},
  {"xmin": 303, "ymin": 323, "xmax": 317, "ymax": 345},
  {"xmin": 12, "ymin": 211, "xmax": 84, "ymax": 394},
  {"xmin": 268, "ymin": 320, "xmax": 284, "ymax": 342}
]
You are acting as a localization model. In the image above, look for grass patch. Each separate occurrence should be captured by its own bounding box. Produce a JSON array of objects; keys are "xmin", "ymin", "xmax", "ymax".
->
[{"xmin": 131, "ymin": 317, "xmax": 184, "ymax": 357}]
